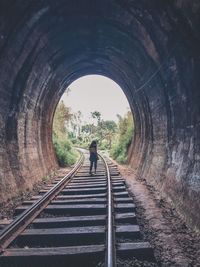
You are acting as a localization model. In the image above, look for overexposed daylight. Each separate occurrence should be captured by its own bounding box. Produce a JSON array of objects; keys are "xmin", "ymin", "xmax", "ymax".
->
[{"xmin": 62, "ymin": 75, "xmax": 130, "ymax": 123}]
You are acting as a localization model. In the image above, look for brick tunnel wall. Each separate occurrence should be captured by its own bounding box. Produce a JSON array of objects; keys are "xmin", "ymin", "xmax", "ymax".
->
[{"xmin": 0, "ymin": 0, "xmax": 200, "ymax": 230}]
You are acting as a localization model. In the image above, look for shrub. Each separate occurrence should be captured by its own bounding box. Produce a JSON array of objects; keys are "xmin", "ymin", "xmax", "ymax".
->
[
  {"xmin": 110, "ymin": 111, "xmax": 134, "ymax": 164},
  {"xmin": 52, "ymin": 101, "xmax": 79, "ymax": 167},
  {"xmin": 53, "ymin": 134, "xmax": 78, "ymax": 167}
]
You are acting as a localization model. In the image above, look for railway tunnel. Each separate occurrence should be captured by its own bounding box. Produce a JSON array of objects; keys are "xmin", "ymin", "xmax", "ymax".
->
[{"xmin": 0, "ymin": 0, "xmax": 200, "ymax": 233}]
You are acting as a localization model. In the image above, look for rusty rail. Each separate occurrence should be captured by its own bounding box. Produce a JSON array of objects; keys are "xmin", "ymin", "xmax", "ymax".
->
[
  {"xmin": 99, "ymin": 153, "xmax": 116, "ymax": 267},
  {"xmin": 0, "ymin": 151, "xmax": 84, "ymax": 252}
]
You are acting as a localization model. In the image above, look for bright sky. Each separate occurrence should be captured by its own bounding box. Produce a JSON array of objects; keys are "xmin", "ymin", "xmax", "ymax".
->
[{"xmin": 61, "ymin": 75, "xmax": 130, "ymax": 123}]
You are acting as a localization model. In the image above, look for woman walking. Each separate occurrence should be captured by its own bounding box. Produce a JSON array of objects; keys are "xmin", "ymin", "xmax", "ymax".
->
[{"xmin": 89, "ymin": 140, "xmax": 98, "ymax": 175}]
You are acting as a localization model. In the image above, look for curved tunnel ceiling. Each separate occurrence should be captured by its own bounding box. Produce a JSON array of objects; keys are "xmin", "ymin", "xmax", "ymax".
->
[{"xmin": 0, "ymin": 0, "xmax": 200, "ymax": 230}]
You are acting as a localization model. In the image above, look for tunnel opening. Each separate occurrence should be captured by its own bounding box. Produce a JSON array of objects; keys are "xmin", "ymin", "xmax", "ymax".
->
[
  {"xmin": 0, "ymin": 0, "xmax": 200, "ymax": 232},
  {"xmin": 52, "ymin": 74, "xmax": 134, "ymax": 167}
]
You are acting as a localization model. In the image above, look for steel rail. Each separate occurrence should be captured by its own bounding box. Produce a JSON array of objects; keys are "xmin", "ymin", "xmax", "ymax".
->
[
  {"xmin": 0, "ymin": 151, "xmax": 84, "ymax": 253},
  {"xmin": 99, "ymin": 153, "xmax": 116, "ymax": 267}
]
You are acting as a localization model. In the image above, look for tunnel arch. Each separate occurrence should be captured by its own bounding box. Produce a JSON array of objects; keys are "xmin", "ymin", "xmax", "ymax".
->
[{"xmin": 0, "ymin": 0, "xmax": 200, "ymax": 230}]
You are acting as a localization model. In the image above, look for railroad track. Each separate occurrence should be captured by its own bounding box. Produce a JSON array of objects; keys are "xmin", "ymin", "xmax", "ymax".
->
[{"xmin": 0, "ymin": 149, "xmax": 156, "ymax": 267}]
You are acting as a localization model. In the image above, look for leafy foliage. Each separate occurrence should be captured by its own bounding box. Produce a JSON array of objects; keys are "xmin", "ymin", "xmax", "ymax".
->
[
  {"xmin": 53, "ymin": 101, "xmax": 72, "ymax": 136},
  {"xmin": 53, "ymin": 134, "xmax": 78, "ymax": 166},
  {"xmin": 80, "ymin": 111, "xmax": 117, "ymax": 150},
  {"xmin": 110, "ymin": 111, "xmax": 134, "ymax": 163},
  {"xmin": 53, "ymin": 101, "xmax": 78, "ymax": 166},
  {"xmin": 53, "ymin": 101, "xmax": 134, "ymax": 165}
]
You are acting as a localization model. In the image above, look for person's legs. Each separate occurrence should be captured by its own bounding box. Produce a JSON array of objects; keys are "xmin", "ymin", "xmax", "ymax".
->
[
  {"xmin": 90, "ymin": 160, "xmax": 94, "ymax": 173},
  {"xmin": 94, "ymin": 160, "xmax": 97, "ymax": 173}
]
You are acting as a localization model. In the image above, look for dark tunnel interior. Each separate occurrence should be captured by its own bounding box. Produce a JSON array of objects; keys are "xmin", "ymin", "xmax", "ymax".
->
[{"xmin": 0, "ymin": 0, "xmax": 200, "ymax": 230}]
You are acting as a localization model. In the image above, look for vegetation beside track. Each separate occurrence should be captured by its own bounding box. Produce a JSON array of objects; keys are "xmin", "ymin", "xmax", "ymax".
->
[
  {"xmin": 53, "ymin": 101, "xmax": 134, "ymax": 165},
  {"xmin": 53, "ymin": 101, "xmax": 79, "ymax": 166},
  {"xmin": 110, "ymin": 111, "xmax": 134, "ymax": 163}
]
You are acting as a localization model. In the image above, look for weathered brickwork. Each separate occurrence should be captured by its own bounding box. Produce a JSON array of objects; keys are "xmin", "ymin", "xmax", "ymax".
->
[{"xmin": 0, "ymin": 0, "xmax": 199, "ymax": 229}]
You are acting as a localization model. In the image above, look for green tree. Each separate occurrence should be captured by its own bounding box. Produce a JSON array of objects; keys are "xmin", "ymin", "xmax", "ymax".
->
[
  {"xmin": 53, "ymin": 100, "xmax": 72, "ymax": 137},
  {"xmin": 91, "ymin": 111, "xmax": 101, "ymax": 125},
  {"xmin": 101, "ymin": 120, "xmax": 117, "ymax": 149},
  {"xmin": 70, "ymin": 111, "xmax": 83, "ymax": 138},
  {"xmin": 111, "ymin": 111, "xmax": 134, "ymax": 163},
  {"xmin": 52, "ymin": 101, "xmax": 78, "ymax": 166},
  {"xmin": 82, "ymin": 111, "xmax": 118, "ymax": 149}
]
